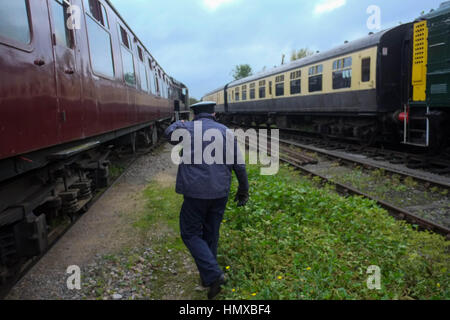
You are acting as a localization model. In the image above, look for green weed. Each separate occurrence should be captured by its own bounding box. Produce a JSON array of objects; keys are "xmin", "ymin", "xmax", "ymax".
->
[{"xmin": 218, "ymin": 164, "xmax": 449, "ymax": 300}]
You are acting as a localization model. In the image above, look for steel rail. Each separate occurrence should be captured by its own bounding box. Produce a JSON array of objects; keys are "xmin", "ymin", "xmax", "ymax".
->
[
  {"xmin": 278, "ymin": 137, "xmax": 450, "ymax": 190},
  {"xmin": 233, "ymin": 123, "xmax": 450, "ymax": 174},
  {"xmin": 279, "ymin": 128, "xmax": 450, "ymax": 172},
  {"xmin": 239, "ymin": 125, "xmax": 450, "ymax": 191}
]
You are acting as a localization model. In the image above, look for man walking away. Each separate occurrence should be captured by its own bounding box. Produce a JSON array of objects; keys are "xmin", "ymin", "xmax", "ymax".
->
[{"xmin": 165, "ymin": 101, "xmax": 249, "ymax": 300}]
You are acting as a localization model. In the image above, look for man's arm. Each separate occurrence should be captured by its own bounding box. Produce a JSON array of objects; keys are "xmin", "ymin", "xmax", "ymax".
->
[
  {"xmin": 164, "ymin": 120, "xmax": 188, "ymax": 146},
  {"xmin": 232, "ymin": 137, "xmax": 249, "ymax": 206},
  {"xmin": 233, "ymin": 163, "xmax": 249, "ymax": 193}
]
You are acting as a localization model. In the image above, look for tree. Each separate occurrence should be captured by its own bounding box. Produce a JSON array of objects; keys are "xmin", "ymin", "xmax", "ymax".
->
[
  {"xmin": 189, "ymin": 97, "xmax": 199, "ymax": 105},
  {"xmin": 290, "ymin": 48, "xmax": 314, "ymax": 62},
  {"xmin": 231, "ymin": 64, "xmax": 253, "ymax": 80}
]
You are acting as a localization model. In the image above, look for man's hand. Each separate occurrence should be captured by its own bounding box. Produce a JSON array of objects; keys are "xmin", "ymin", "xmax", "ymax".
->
[{"xmin": 234, "ymin": 189, "xmax": 249, "ymax": 207}]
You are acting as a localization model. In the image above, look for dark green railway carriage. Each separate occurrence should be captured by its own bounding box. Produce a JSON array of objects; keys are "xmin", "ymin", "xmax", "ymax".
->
[
  {"xmin": 425, "ymin": 3, "xmax": 450, "ymax": 107},
  {"xmin": 408, "ymin": 2, "xmax": 450, "ymax": 148}
]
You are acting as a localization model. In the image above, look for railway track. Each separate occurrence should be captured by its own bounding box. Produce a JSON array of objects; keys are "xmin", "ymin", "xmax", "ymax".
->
[
  {"xmin": 278, "ymin": 137, "xmax": 450, "ymax": 191},
  {"xmin": 279, "ymin": 128, "xmax": 450, "ymax": 176},
  {"xmin": 233, "ymin": 123, "xmax": 450, "ymax": 175},
  {"xmin": 233, "ymin": 124, "xmax": 450, "ymax": 189},
  {"xmin": 0, "ymin": 142, "xmax": 163, "ymax": 299},
  {"xmin": 238, "ymin": 132, "xmax": 450, "ymax": 239}
]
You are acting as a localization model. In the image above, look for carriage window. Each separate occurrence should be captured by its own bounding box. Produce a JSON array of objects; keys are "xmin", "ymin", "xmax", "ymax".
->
[
  {"xmin": 309, "ymin": 65, "xmax": 323, "ymax": 76},
  {"xmin": 139, "ymin": 63, "xmax": 149, "ymax": 92},
  {"xmin": 0, "ymin": 0, "xmax": 31, "ymax": 44},
  {"xmin": 344, "ymin": 57, "xmax": 352, "ymax": 68},
  {"xmin": 101, "ymin": 4, "xmax": 109, "ymax": 28},
  {"xmin": 147, "ymin": 59, "xmax": 156, "ymax": 93},
  {"xmin": 165, "ymin": 80, "xmax": 170, "ymax": 98},
  {"xmin": 154, "ymin": 74, "xmax": 160, "ymax": 94},
  {"xmin": 235, "ymin": 87, "xmax": 240, "ymax": 101},
  {"xmin": 250, "ymin": 83, "xmax": 256, "ymax": 100},
  {"xmin": 138, "ymin": 47, "xmax": 144, "ymax": 62},
  {"xmin": 147, "ymin": 68, "xmax": 155, "ymax": 94},
  {"xmin": 164, "ymin": 78, "xmax": 168, "ymax": 98},
  {"xmin": 275, "ymin": 75, "xmax": 284, "ymax": 97},
  {"xmin": 290, "ymin": 80, "xmax": 301, "ymax": 95},
  {"xmin": 86, "ymin": 15, "xmax": 114, "ymax": 78},
  {"xmin": 309, "ymin": 75, "xmax": 322, "ymax": 92},
  {"xmin": 160, "ymin": 78, "xmax": 165, "ymax": 98},
  {"xmin": 332, "ymin": 57, "xmax": 352, "ymax": 89},
  {"xmin": 309, "ymin": 64, "xmax": 323, "ymax": 92},
  {"xmin": 259, "ymin": 80, "xmax": 266, "ymax": 98},
  {"xmin": 162, "ymin": 78, "xmax": 168, "ymax": 98},
  {"xmin": 118, "ymin": 25, "xmax": 135, "ymax": 85},
  {"xmin": 121, "ymin": 47, "xmax": 135, "ymax": 86},
  {"xmin": 275, "ymin": 84, "xmax": 284, "ymax": 96},
  {"xmin": 119, "ymin": 26, "xmax": 130, "ymax": 49},
  {"xmin": 259, "ymin": 87, "xmax": 265, "ymax": 98},
  {"xmin": 84, "ymin": 0, "xmax": 108, "ymax": 28},
  {"xmin": 362, "ymin": 58, "xmax": 371, "ymax": 82},
  {"xmin": 242, "ymin": 85, "xmax": 247, "ymax": 101},
  {"xmin": 290, "ymin": 70, "xmax": 301, "ymax": 95},
  {"xmin": 52, "ymin": 0, "xmax": 73, "ymax": 48}
]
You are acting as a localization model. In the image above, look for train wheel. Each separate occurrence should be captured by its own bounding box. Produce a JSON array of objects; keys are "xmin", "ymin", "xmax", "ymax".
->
[{"xmin": 139, "ymin": 128, "xmax": 153, "ymax": 148}]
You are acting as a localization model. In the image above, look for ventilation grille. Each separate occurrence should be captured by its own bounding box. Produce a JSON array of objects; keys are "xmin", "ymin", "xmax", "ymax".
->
[
  {"xmin": 413, "ymin": 21, "xmax": 427, "ymax": 66},
  {"xmin": 412, "ymin": 20, "xmax": 428, "ymax": 101}
]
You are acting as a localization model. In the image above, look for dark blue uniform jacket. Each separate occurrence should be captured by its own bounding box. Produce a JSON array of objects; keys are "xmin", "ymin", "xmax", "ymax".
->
[{"xmin": 164, "ymin": 114, "xmax": 249, "ymax": 200}]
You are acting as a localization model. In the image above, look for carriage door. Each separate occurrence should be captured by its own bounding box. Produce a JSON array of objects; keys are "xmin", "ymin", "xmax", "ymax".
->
[{"xmin": 48, "ymin": 0, "xmax": 82, "ymax": 142}]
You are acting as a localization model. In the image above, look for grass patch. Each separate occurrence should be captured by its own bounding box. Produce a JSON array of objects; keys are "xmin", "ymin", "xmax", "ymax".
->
[
  {"xmin": 81, "ymin": 162, "xmax": 449, "ymax": 301},
  {"xmin": 218, "ymin": 163, "xmax": 449, "ymax": 300},
  {"xmin": 109, "ymin": 164, "xmax": 126, "ymax": 180},
  {"xmin": 131, "ymin": 184, "xmax": 206, "ymax": 300}
]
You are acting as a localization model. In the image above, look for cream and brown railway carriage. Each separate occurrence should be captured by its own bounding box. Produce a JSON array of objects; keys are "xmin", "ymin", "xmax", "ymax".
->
[
  {"xmin": 205, "ymin": 2, "xmax": 450, "ymax": 150},
  {"xmin": 204, "ymin": 23, "xmax": 413, "ymax": 144}
]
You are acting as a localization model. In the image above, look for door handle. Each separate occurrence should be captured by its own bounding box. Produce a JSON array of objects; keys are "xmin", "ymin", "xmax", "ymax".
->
[
  {"xmin": 34, "ymin": 59, "xmax": 45, "ymax": 66},
  {"xmin": 64, "ymin": 69, "xmax": 74, "ymax": 74}
]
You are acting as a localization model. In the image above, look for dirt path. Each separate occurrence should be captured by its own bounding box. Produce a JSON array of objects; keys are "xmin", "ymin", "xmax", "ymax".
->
[{"xmin": 6, "ymin": 144, "xmax": 205, "ymax": 300}]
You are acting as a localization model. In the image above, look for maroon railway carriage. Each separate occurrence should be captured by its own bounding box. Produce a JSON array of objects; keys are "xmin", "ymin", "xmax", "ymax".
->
[{"xmin": 0, "ymin": 0, "xmax": 189, "ymax": 283}]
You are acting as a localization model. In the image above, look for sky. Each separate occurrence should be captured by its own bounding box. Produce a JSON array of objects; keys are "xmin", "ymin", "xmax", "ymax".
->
[{"xmin": 111, "ymin": 0, "xmax": 444, "ymax": 99}]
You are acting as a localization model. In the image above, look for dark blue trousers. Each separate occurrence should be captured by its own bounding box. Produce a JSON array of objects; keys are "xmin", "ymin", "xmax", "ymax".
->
[{"xmin": 180, "ymin": 197, "xmax": 228, "ymax": 286}]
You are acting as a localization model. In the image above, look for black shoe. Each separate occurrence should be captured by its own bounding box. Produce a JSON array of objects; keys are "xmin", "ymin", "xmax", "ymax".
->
[{"xmin": 207, "ymin": 274, "xmax": 225, "ymax": 300}]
